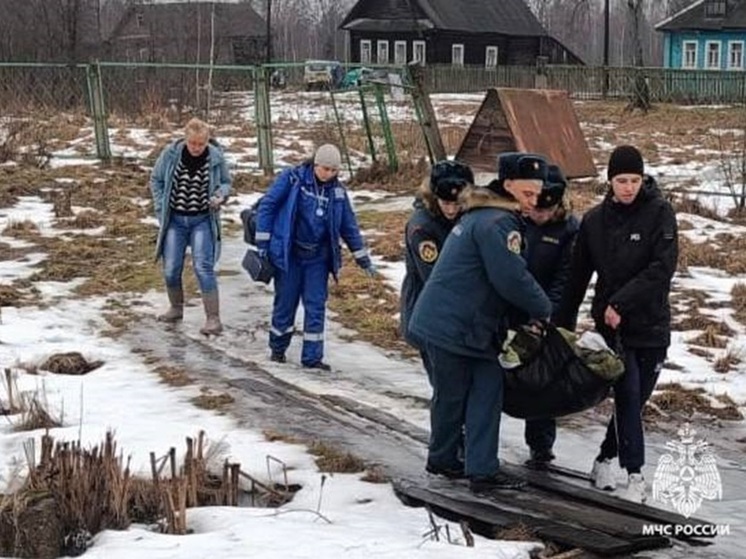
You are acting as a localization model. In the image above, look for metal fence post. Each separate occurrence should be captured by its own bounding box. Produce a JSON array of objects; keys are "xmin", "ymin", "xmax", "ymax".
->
[
  {"xmin": 373, "ymin": 83, "xmax": 398, "ymax": 172},
  {"xmin": 407, "ymin": 64, "xmax": 445, "ymax": 165},
  {"xmin": 327, "ymin": 87, "xmax": 353, "ymax": 177},
  {"xmin": 85, "ymin": 62, "xmax": 111, "ymax": 161},
  {"xmin": 358, "ymin": 88, "xmax": 377, "ymax": 163},
  {"xmin": 254, "ymin": 65, "xmax": 274, "ymax": 175}
]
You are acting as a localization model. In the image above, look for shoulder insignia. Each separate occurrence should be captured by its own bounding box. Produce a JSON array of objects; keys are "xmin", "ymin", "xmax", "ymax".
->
[
  {"xmin": 507, "ymin": 230, "xmax": 522, "ymax": 254},
  {"xmin": 418, "ymin": 240, "xmax": 439, "ymax": 263},
  {"xmin": 334, "ymin": 187, "xmax": 345, "ymax": 199}
]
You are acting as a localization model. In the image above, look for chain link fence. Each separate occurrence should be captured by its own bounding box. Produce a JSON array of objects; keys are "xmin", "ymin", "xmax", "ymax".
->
[{"xmin": 2, "ymin": 61, "xmax": 746, "ymax": 168}]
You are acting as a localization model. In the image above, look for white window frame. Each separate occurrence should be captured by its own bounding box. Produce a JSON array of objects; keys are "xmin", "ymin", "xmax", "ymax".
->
[
  {"xmin": 394, "ymin": 40, "xmax": 407, "ymax": 65},
  {"xmin": 706, "ymin": 40, "xmax": 721, "ymax": 69},
  {"xmin": 682, "ymin": 40, "xmax": 698, "ymax": 69},
  {"xmin": 377, "ymin": 40, "xmax": 389, "ymax": 64},
  {"xmin": 360, "ymin": 39, "xmax": 372, "ymax": 64},
  {"xmin": 485, "ymin": 46, "xmax": 498, "ymax": 69},
  {"xmin": 413, "ymin": 40, "xmax": 426, "ymax": 64},
  {"xmin": 451, "ymin": 43, "xmax": 464, "ymax": 66},
  {"xmin": 728, "ymin": 40, "xmax": 744, "ymax": 70}
]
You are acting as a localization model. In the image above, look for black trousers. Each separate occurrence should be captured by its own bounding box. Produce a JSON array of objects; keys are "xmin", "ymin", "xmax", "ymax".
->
[{"xmin": 599, "ymin": 346, "xmax": 667, "ymax": 472}]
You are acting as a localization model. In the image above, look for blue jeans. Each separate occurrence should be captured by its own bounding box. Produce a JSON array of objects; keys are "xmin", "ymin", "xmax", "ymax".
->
[
  {"xmin": 161, "ymin": 213, "xmax": 217, "ymax": 293},
  {"xmin": 425, "ymin": 342, "xmax": 504, "ymax": 478}
]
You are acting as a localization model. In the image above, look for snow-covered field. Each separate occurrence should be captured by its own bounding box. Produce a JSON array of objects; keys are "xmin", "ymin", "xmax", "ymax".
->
[{"xmin": 1, "ymin": 94, "xmax": 746, "ymax": 558}]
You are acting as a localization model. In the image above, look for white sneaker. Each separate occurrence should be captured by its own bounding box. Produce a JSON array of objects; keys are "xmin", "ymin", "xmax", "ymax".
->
[
  {"xmin": 590, "ymin": 459, "xmax": 616, "ymax": 491},
  {"xmin": 625, "ymin": 473, "xmax": 647, "ymax": 504}
]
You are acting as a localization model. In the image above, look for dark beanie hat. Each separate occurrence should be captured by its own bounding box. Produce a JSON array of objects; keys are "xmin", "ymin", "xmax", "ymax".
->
[{"xmin": 607, "ymin": 145, "xmax": 644, "ymax": 181}]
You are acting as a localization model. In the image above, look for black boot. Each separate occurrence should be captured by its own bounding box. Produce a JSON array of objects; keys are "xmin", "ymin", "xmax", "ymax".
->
[
  {"xmin": 470, "ymin": 471, "xmax": 527, "ymax": 494},
  {"xmin": 524, "ymin": 448, "xmax": 555, "ymax": 471}
]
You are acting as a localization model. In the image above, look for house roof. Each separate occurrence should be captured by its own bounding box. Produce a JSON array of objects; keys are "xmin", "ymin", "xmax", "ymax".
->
[
  {"xmin": 342, "ymin": 0, "xmax": 547, "ymax": 36},
  {"xmin": 110, "ymin": 1, "xmax": 266, "ymax": 41},
  {"xmin": 656, "ymin": 0, "xmax": 746, "ymax": 32}
]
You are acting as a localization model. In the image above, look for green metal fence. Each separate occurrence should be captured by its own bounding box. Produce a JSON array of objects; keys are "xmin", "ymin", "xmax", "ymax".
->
[{"xmin": 2, "ymin": 61, "xmax": 746, "ymax": 168}]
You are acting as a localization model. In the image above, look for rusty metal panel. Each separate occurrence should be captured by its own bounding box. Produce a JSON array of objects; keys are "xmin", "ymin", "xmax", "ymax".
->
[{"xmin": 455, "ymin": 87, "xmax": 597, "ymax": 179}]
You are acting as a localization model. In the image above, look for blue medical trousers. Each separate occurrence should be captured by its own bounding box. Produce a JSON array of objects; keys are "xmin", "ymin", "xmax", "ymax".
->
[
  {"xmin": 269, "ymin": 250, "xmax": 329, "ymax": 366},
  {"xmin": 425, "ymin": 342, "xmax": 504, "ymax": 478},
  {"xmin": 599, "ymin": 346, "xmax": 667, "ymax": 472}
]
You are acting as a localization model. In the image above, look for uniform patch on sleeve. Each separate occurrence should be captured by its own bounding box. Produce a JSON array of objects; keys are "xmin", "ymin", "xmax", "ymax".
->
[
  {"xmin": 334, "ymin": 187, "xmax": 345, "ymax": 199},
  {"xmin": 418, "ymin": 240, "xmax": 439, "ymax": 263},
  {"xmin": 507, "ymin": 231, "xmax": 522, "ymax": 254}
]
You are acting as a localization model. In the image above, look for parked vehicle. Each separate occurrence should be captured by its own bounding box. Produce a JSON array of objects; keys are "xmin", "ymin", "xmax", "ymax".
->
[{"xmin": 303, "ymin": 60, "xmax": 344, "ymax": 91}]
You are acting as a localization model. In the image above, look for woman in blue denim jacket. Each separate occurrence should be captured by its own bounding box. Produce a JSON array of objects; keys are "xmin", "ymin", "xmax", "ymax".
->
[{"xmin": 150, "ymin": 118, "xmax": 232, "ymax": 335}]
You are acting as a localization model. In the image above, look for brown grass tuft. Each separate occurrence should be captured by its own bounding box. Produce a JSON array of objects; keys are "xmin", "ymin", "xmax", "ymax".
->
[
  {"xmin": 155, "ymin": 365, "xmax": 194, "ymax": 387},
  {"xmin": 731, "ymin": 282, "xmax": 746, "ymax": 325},
  {"xmin": 494, "ymin": 522, "xmax": 536, "ymax": 541},
  {"xmin": 40, "ymin": 352, "xmax": 104, "ymax": 376},
  {"xmin": 191, "ymin": 389, "xmax": 235, "ymax": 411},
  {"xmin": 308, "ymin": 441, "xmax": 366, "ymax": 473},
  {"xmin": 648, "ymin": 382, "xmax": 743, "ymax": 421}
]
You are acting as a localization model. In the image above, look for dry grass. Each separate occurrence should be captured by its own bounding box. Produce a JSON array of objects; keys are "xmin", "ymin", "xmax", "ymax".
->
[
  {"xmin": 647, "ymin": 382, "xmax": 743, "ymax": 421},
  {"xmin": 155, "ymin": 365, "xmax": 194, "ymax": 387},
  {"xmin": 687, "ymin": 325, "xmax": 730, "ymax": 349},
  {"xmin": 494, "ymin": 522, "xmax": 536, "ymax": 541},
  {"xmin": 714, "ymin": 348, "xmax": 742, "ymax": 374},
  {"xmin": 731, "ymin": 282, "xmax": 746, "ymax": 325},
  {"xmin": 360, "ymin": 466, "xmax": 390, "ymax": 484},
  {"xmin": 191, "ymin": 389, "xmax": 235, "ymax": 411},
  {"xmin": 262, "ymin": 430, "xmax": 301, "ymax": 444},
  {"xmin": 357, "ymin": 210, "xmax": 409, "ymax": 262},
  {"xmin": 308, "ymin": 440, "xmax": 366, "ymax": 473},
  {"xmin": 12, "ymin": 392, "xmax": 63, "ymax": 432},
  {"xmin": 329, "ymin": 262, "xmax": 410, "ymax": 354},
  {"xmin": 40, "ymin": 352, "xmax": 103, "ymax": 376}
]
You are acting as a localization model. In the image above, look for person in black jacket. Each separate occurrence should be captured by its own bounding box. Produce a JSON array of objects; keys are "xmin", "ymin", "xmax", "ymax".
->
[
  {"xmin": 401, "ymin": 160, "xmax": 473, "ymax": 387},
  {"xmin": 523, "ymin": 164, "xmax": 579, "ymax": 469},
  {"xmin": 557, "ymin": 145, "xmax": 678, "ymax": 503},
  {"xmin": 409, "ymin": 153, "xmax": 552, "ymax": 494}
]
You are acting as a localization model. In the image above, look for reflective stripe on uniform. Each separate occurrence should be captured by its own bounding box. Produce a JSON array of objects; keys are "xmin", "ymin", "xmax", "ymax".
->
[
  {"xmin": 255, "ymin": 231, "xmax": 271, "ymax": 241},
  {"xmin": 271, "ymin": 325, "xmax": 295, "ymax": 336},
  {"xmin": 303, "ymin": 332, "xmax": 324, "ymax": 342},
  {"xmin": 352, "ymin": 248, "xmax": 368, "ymax": 259}
]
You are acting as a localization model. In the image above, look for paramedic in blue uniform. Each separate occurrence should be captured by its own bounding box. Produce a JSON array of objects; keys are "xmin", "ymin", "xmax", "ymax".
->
[
  {"xmin": 400, "ymin": 160, "xmax": 473, "ymax": 385},
  {"xmin": 408, "ymin": 153, "xmax": 552, "ymax": 493},
  {"xmin": 254, "ymin": 144, "xmax": 373, "ymax": 370},
  {"xmin": 522, "ymin": 164, "xmax": 580, "ymax": 469}
]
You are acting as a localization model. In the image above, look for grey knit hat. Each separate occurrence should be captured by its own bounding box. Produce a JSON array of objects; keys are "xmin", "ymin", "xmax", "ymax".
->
[{"xmin": 314, "ymin": 144, "xmax": 342, "ymax": 169}]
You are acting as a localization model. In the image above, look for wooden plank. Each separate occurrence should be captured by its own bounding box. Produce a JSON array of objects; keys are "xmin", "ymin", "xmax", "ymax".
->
[
  {"xmin": 394, "ymin": 477, "xmax": 669, "ymax": 556},
  {"xmin": 501, "ymin": 463, "xmax": 717, "ymax": 541}
]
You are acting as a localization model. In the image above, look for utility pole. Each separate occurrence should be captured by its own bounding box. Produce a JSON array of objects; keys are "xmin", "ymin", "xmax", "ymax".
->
[
  {"xmin": 603, "ymin": 0, "xmax": 610, "ymax": 98},
  {"xmin": 266, "ymin": 0, "xmax": 272, "ymax": 64}
]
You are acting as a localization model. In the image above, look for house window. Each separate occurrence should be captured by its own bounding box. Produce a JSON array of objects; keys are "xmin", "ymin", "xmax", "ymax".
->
[
  {"xmin": 705, "ymin": 0, "xmax": 726, "ymax": 18},
  {"xmin": 360, "ymin": 40, "xmax": 372, "ymax": 64},
  {"xmin": 135, "ymin": 11, "xmax": 144, "ymax": 28},
  {"xmin": 682, "ymin": 41, "xmax": 698, "ymax": 69},
  {"xmin": 728, "ymin": 41, "xmax": 744, "ymax": 70},
  {"xmin": 413, "ymin": 40, "xmax": 426, "ymax": 64},
  {"xmin": 485, "ymin": 46, "xmax": 498, "ymax": 69},
  {"xmin": 377, "ymin": 40, "xmax": 389, "ymax": 64},
  {"xmin": 452, "ymin": 44, "xmax": 464, "ymax": 66},
  {"xmin": 706, "ymin": 41, "xmax": 721, "ymax": 69},
  {"xmin": 394, "ymin": 41, "xmax": 407, "ymax": 65}
]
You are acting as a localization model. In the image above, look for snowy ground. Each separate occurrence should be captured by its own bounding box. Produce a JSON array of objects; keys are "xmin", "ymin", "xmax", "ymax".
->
[{"xmin": 1, "ymin": 96, "xmax": 746, "ymax": 557}]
